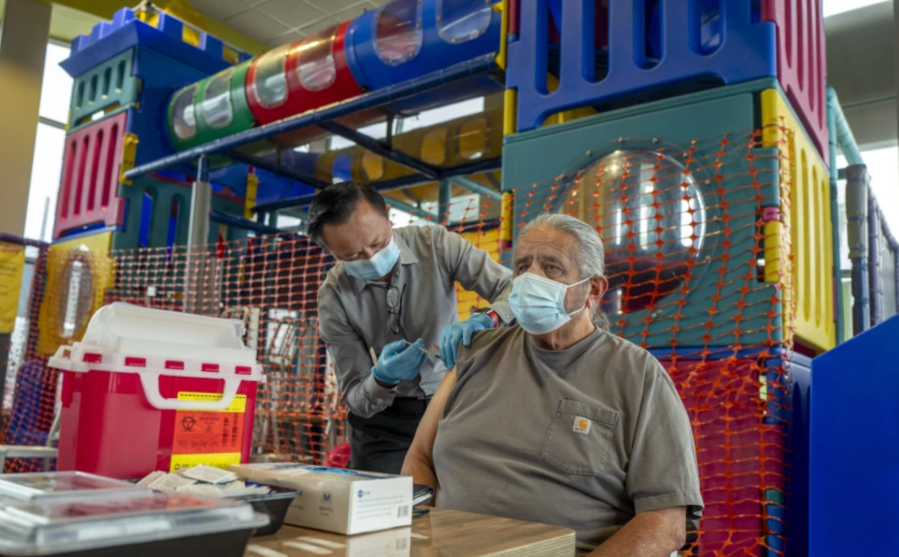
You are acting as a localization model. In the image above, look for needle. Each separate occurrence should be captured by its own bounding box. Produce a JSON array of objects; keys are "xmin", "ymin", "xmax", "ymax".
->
[{"xmin": 405, "ymin": 340, "xmax": 440, "ymax": 359}]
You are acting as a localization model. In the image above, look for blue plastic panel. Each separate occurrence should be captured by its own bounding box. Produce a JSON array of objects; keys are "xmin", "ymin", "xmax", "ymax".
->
[
  {"xmin": 63, "ymin": 10, "xmax": 236, "ymax": 79},
  {"xmin": 345, "ymin": 0, "xmax": 503, "ymax": 115},
  {"xmin": 114, "ymin": 174, "xmax": 247, "ymax": 250},
  {"xmin": 502, "ymin": 80, "xmax": 782, "ymax": 348},
  {"xmin": 809, "ymin": 315, "xmax": 899, "ymax": 557},
  {"xmin": 209, "ymin": 161, "xmax": 318, "ymax": 207},
  {"xmin": 507, "ymin": 0, "xmax": 777, "ymax": 132},
  {"xmin": 333, "ymin": 153, "xmax": 354, "ymax": 183},
  {"xmin": 123, "ymin": 48, "xmax": 223, "ymax": 167},
  {"xmin": 783, "ymin": 351, "xmax": 810, "ymax": 557},
  {"xmin": 254, "ymin": 171, "xmax": 318, "ymax": 207}
]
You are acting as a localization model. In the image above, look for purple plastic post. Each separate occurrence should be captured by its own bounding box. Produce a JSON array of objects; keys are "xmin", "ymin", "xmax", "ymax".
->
[
  {"xmin": 877, "ymin": 204, "xmax": 899, "ymax": 318},
  {"xmin": 869, "ymin": 193, "xmax": 883, "ymax": 326}
]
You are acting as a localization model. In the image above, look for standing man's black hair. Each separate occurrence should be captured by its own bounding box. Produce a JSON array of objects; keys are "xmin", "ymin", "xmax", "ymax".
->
[{"xmin": 306, "ymin": 181, "xmax": 390, "ymax": 247}]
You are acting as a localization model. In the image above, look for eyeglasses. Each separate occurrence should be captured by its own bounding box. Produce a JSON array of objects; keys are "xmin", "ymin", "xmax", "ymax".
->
[{"xmin": 386, "ymin": 283, "xmax": 406, "ymax": 335}]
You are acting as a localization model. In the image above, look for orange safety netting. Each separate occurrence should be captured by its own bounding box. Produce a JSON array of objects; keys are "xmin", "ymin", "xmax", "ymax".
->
[
  {"xmin": 1, "ymin": 244, "xmax": 56, "ymax": 471},
  {"xmin": 1, "ymin": 126, "xmax": 803, "ymax": 556}
]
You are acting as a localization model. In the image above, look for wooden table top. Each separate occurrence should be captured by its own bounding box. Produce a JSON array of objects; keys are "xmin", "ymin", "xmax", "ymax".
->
[{"xmin": 245, "ymin": 508, "xmax": 576, "ymax": 557}]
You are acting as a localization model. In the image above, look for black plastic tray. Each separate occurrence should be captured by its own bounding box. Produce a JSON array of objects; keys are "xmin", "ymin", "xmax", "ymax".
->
[
  {"xmin": 0, "ymin": 528, "xmax": 256, "ymax": 557},
  {"xmin": 229, "ymin": 486, "xmax": 298, "ymax": 537}
]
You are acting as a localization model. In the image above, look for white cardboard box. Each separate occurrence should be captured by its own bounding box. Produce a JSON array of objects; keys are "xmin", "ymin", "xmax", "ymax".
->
[{"xmin": 230, "ymin": 463, "xmax": 412, "ymax": 535}]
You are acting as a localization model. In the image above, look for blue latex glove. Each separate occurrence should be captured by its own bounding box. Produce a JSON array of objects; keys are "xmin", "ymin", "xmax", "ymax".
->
[
  {"xmin": 439, "ymin": 313, "xmax": 495, "ymax": 370},
  {"xmin": 372, "ymin": 339, "xmax": 427, "ymax": 385}
]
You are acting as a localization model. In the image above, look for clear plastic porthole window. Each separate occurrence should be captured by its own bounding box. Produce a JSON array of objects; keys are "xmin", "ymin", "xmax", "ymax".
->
[
  {"xmin": 201, "ymin": 69, "xmax": 234, "ymax": 129},
  {"xmin": 559, "ymin": 149, "xmax": 709, "ymax": 315},
  {"xmin": 252, "ymin": 44, "xmax": 290, "ymax": 108},
  {"xmin": 374, "ymin": 0, "xmax": 423, "ymax": 66},
  {"xmin": 297, "ymin": 26, "xmax": 338, "ymax": 92},
  {"xmin": 171, "ymin": 85, "xmax": 197, "ymax": 140},
  {"xmin": 437, "ymin": 0, "xmax": 493, "ymax": 44}
]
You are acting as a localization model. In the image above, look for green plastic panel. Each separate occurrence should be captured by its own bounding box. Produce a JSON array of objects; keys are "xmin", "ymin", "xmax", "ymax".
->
[
  {"xmin": 113, "ymin": 176, "xmax": 247, "ymax": 250},
  {"xmin": 69, "ymin": 49, "xmax": 139, "ymax": 129},
  {"xmin": 167, "ymin": 60, "xmax": 256, "ymax": 152},
  {"xmin": 501, "ymin": 79, "xmax": 783, "ymax": 348}
]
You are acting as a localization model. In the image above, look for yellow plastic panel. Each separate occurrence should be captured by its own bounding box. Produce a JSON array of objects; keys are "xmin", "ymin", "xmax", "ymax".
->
[
  {"xmin": 763, "ymin": 221, "xmax": 784, "ymax": 284},
  {"xmin": 315, "ymin": 151, "xmax": 338, "ymax": 183},
  {"xmin": 501, "ymin": 191, "xmax": 514, "ymax": 244},
  {"xmin": 362, "ymin": 150, "xmax": 384, "ymax": 181},
  {"xmin": 503, "ymin": 89, "xmax": 517, "ymax": 136},
  {"xmin": 37, "ymin": 232, "xmax": 115, "ymax": 356},
  {"xmin": 495, "ymin": 0, "xmax": 509, "ymax": 69},
  {"xmin": 421, "ymin": 129, "xmax": 448, "ymax": 166},
  {"xmin": 761, "ymin": 88, "xmax": 835, "ymax": 352},
  {"xmin": 0, "ymin": 243, "xmax": 25, "ymax": 334},
  {"xmin": 459, "ymin": 118, "xmax": 489, "ymax": 160},
  {"xmin": 317, "ymin": 108, "xmax": 504, "ymax": 189},
  {"xmin": 223, "ymin": 47, "xmax": 241, "ymax": 66},
  {"xmin": 455, "ymin": 228, "xmax": 502, "ymax": 320},
  {"xmin": 244, "ymin": 173, "xmax": 259, "ymax": 219},
  {"xmin": 120, "ymin": 133, "xmax": 139, "ymax": 185}
]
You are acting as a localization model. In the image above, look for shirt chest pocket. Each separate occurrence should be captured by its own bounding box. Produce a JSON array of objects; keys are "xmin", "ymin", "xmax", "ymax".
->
[{"xmin": 541, "ymin": 399, "xmax": 619, "ymax": 476}]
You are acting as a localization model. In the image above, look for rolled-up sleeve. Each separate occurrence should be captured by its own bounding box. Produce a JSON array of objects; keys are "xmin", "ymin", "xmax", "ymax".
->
[
  {"xmin": 626, "ymin": 359, "xmax": 704, "ymax": 520},
  {"xmin": 431, "ymin": 226, "xmax": 514, "ymax": 323},
  {"xmin": 318, "ymin": 285, "xmax": 396, "ymax": 418}
]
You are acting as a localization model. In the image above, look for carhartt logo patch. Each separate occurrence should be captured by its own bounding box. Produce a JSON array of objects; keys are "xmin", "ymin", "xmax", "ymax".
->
[{"xmin": 573, "ymin": 416, "xmax": 591, "ymax": 435}]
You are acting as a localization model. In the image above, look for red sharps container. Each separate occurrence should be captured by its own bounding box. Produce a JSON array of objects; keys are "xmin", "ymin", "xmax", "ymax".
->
[{"xmin": 50, "ymin": 303, "xmax": 265, "ymax": 479}]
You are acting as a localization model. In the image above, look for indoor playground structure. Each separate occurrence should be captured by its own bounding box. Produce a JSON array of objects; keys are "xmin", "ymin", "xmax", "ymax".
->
[{"xmin": 1, "ymin": 0, "xmax": 898, "ymax": 556}]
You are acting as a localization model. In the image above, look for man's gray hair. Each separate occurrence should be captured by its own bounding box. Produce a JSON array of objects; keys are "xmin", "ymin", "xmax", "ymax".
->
[{"xmin": 517, "ymin": 213, "xmax": 609, "ymax": 330}]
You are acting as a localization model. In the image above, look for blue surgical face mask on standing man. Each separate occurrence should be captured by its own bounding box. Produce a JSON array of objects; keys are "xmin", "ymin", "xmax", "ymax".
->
[
  {"xmin": 341, "ymin": 237, "xmax": 401, "ymax": 280},
  {"xmin": 509, "ymin": 273, "xmax": 591, "ymax": 334}
]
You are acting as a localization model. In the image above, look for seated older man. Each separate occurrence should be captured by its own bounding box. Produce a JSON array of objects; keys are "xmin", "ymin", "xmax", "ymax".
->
[{"xmin": 402, "ymin": 213, "xmax": 703, "ymax": 556}]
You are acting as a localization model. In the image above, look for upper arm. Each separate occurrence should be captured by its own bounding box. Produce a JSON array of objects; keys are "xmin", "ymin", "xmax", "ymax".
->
[
  {"xmin": 431, "ymin": 226, "xmax": 512, "ymax": 301},
  {"xmin": 403, "ymin": 369, "xmax": 457, "ymax": 470},
  {"xmin": 318, "ymin": 288, "xmax": 357, "ymax": 344},
  {"xmin": 431, "ymin": 225, "xmax": 472, "ymax": 279},
  {"xmin": 318, "ymin": 289, "xmax": 369, "ymax": 390}
]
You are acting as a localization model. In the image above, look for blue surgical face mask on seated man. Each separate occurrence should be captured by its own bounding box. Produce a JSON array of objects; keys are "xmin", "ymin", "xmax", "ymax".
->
[{"xmin": 509, "ymin": 273, "xmax": 591, "ymax": 334}]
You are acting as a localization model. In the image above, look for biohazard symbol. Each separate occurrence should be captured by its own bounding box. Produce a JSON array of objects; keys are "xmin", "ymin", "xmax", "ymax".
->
[{"xmin": 181, "ymin": 416, "xmax": 196, "ymax": 432}]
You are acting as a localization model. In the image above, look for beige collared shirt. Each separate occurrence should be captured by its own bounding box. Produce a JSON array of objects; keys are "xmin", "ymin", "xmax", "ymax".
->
[{"xmin": 318, "ymin": 225, "xmax": 513, "ymax": 418}]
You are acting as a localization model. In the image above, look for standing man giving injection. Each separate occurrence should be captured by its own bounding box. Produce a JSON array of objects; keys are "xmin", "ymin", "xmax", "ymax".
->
[{"xmin": 308, "ymin": 182, "xmax": 513, "ymax": 473}]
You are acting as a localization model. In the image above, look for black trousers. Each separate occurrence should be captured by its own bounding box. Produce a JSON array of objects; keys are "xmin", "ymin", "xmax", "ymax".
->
[{"xmin": 348, "ymin": 397, "xmax": 429, "ymax": 474}]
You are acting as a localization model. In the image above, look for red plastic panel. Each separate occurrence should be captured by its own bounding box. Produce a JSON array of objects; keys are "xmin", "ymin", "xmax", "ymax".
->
[
  {"xmin": 54, "ymin": 112, "xmax": 128, "ymax": 239},
  {"xmin": 762, "ymin": 0, "xmax": 829, "ymax": 167},
  {"xmin": 662, "ymin": 355, "xmax": 787, "ymax": 556},
  {"xmin": 247, "ymin": 21, "xmax": 362, "ymax": 126}
]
